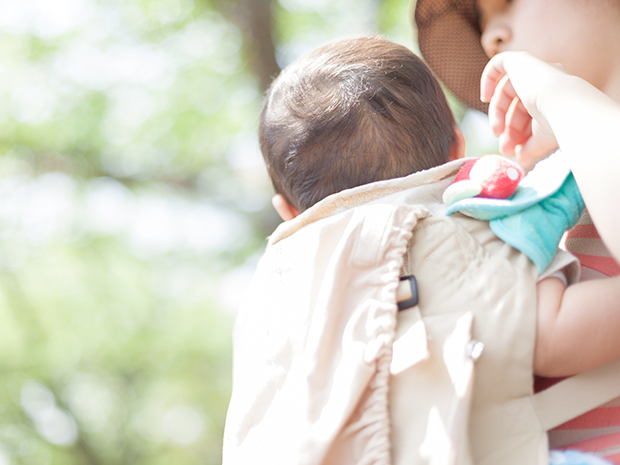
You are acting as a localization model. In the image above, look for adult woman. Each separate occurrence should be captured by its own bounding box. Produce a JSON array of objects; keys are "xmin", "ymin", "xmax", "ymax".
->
[{"xmin": 412, "ymin": 0, "xmax": 620, "ymax": 461}]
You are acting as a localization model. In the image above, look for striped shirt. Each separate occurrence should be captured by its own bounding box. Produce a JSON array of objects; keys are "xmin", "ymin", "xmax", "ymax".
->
[{"xmin": 535, "ymin": 211, "xmax": 620, "ymax": 462}]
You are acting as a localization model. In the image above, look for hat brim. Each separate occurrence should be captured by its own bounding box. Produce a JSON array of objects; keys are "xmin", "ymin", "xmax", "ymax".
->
[{"xmin": 413, "ymin": 0, "xmax": 490, "ymax": 114}]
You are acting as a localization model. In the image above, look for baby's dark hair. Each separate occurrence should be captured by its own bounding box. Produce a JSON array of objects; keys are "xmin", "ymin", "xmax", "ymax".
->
[{"xmin": 259, "ymin": 36, "xmax": 458, "ymax": 211}]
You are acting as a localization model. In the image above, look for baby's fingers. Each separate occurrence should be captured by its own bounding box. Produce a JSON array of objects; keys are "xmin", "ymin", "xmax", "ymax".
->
[
  {"xmin": 515, "ymin": 125, "xmax": 560, "ymax": 168},
  {"xmin": 516, "ymin": 140, "xmax": 554, "ymax": 168},
  {"xmin": 488, "ymin": 75, "xmax": 519, "ymax": 137},
  {"xmin": 480, "ymin": 55, "xmax": 510, "ymax": 103},
  {"xmin": 498, "ymin": 97, "xmax": 532, "ymax": 157}
]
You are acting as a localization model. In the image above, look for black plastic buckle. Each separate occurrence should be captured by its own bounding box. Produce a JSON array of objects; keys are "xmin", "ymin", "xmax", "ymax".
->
[{"xmin": 397, "ymin": 275, "xmax": 419, "ymax": 311}]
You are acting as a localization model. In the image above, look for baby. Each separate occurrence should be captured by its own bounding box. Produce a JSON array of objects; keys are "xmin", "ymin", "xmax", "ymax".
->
[
  {"xmin": 224, "ymin": 36, "xmax": 620, "ymax": 464},
  {"xmin": 261, "ymin": 36, "xmax": 620, "ymax": 378}
]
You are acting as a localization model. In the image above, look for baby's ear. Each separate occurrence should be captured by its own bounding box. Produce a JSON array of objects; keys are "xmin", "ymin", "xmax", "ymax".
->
[
  {"xmin": 272, "ymin": 194, "xmax": 301, "ymax": 221},
  {"xmin": 449, "ymin": 129, "xmax": 467, "ymax": 161}
]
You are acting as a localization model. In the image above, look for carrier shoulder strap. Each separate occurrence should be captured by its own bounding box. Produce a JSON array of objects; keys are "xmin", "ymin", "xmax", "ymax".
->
[{"xmin": 531, "ymin": 357, "xmax": 620, "ymax": 431}]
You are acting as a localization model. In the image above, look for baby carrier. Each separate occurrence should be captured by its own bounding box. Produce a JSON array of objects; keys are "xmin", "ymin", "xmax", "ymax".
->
[{"xmin": 223, "ymin": 159, "xmax": 620, "ymax": 465}]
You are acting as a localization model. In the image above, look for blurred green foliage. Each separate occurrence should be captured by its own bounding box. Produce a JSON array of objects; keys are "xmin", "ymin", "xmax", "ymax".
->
[{"xmin": 0, "ymin": 0, "xmax": 498, "ymax": 464}]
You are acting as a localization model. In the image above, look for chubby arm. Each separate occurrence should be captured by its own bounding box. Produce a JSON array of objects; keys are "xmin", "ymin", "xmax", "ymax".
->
[
  {"xmin": 535, "ymin": 275, "xmax": 620, "ymax": 377},
  {"xmin": 481, "ymin": 52, "xmax": 620, "ymax": 263}
]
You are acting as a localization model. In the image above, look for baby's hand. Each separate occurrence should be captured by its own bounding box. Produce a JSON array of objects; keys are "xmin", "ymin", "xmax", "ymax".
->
[{"xmin": 480, "ymin": 52, "xmax": 569, "ymax": 167}]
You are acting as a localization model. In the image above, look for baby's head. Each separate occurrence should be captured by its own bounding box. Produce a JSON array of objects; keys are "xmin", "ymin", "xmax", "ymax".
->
[{"xmin": 259, "ymin": 36, "xmax": 462, "ymax": 215}]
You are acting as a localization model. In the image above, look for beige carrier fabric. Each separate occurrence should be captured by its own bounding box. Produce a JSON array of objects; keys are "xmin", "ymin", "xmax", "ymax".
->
[
  {"xmin": 390, "ymin": 214, "xmax": 545, "ymax": 465},
  {"xmin": 224, "ymin": 160, "xmax": 467, "ymax": 465},
  {"xmin": 224, "ymin": 201, "xmax": 431, "ymax": 465},
  {"xmin": 224, "ymin": 159, "xmax": 620, "ymax": 465},
  {"xmin": 530, "ymin": 357, "xmax": 620, "ymax": 431},
  {"xmin": 390, "ymin": 214, "xmax": 620, "ymax": 465}
]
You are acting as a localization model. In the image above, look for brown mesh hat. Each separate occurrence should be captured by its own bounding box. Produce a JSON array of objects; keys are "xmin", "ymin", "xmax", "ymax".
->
[{"xmin": 411, "ymin": 0, "xmax": 490, "ymax": 113}]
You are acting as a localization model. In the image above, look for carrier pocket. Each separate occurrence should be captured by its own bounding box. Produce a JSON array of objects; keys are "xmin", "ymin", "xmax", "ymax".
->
[{"xmin": 391, "ymin": 306, "xmax": 430, "ymax": 375}]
